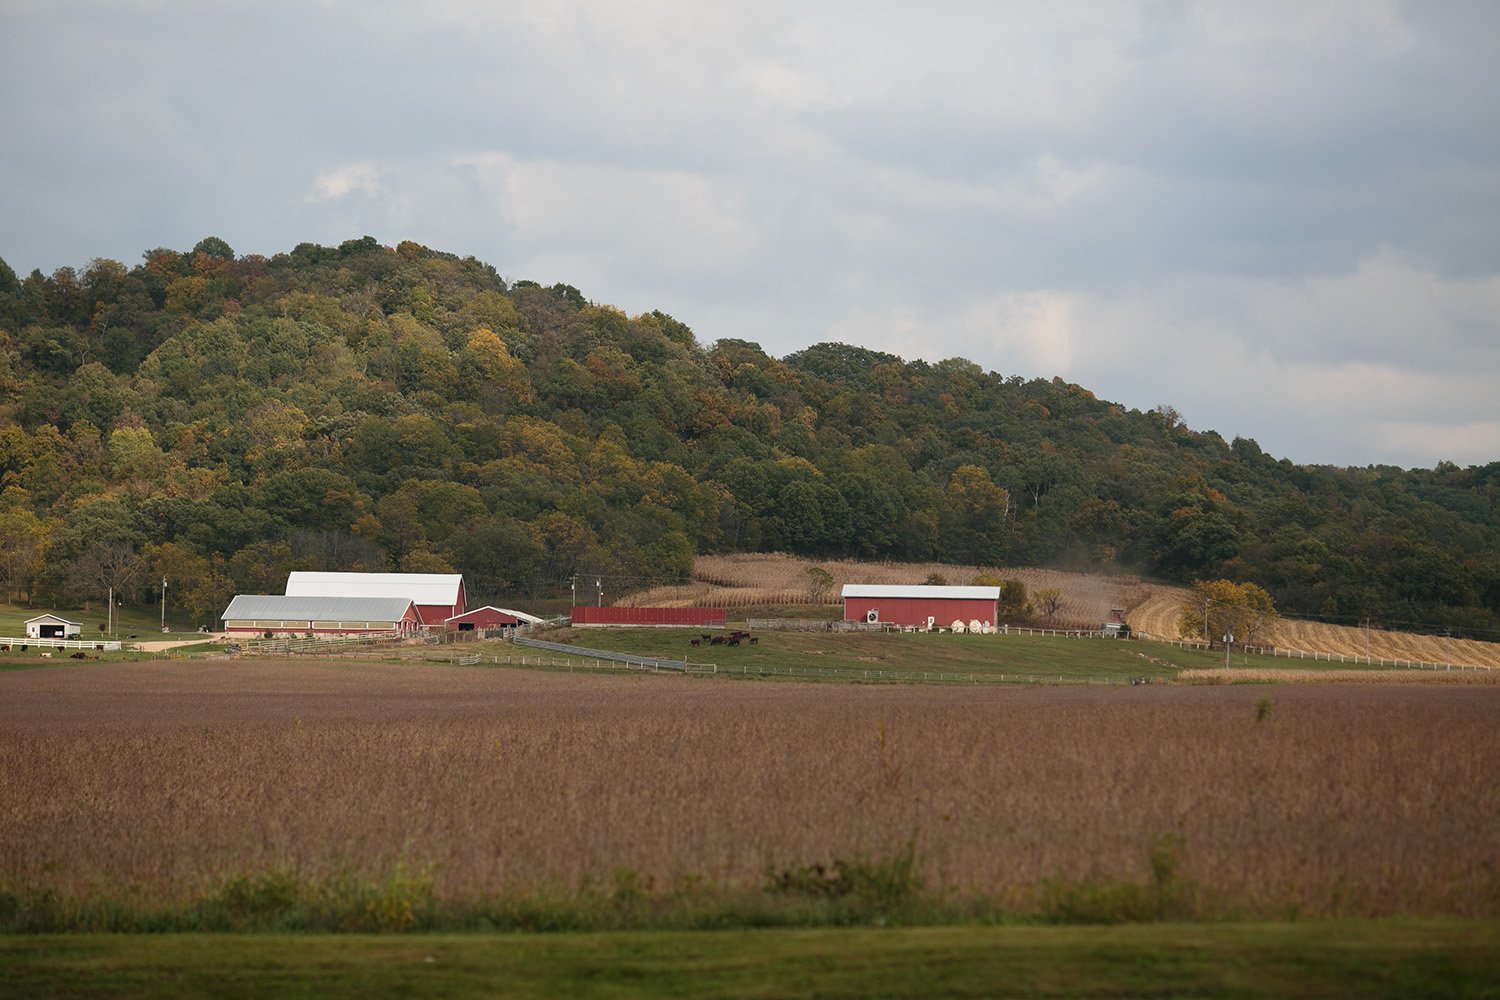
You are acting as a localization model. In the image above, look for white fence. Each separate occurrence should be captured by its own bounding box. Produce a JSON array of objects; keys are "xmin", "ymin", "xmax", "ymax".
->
[
  {"xmin": 0, "ymin": 636, "xmax": 122, "ymax": 651},
  {"xmin": 1262, "ymin": 646, "xmax": 1492, "ymax": 671}
]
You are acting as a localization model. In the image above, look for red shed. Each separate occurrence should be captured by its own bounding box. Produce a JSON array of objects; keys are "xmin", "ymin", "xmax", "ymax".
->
[
  {"xmin": 445, "ymin": 606, "xmax": 543, "ymax": 632},
  {"xmin": 842, "ymin": 584, "xmax": 1001, "ymax": 628}
]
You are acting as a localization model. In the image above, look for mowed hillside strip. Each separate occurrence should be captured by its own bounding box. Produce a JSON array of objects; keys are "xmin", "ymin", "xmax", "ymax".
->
[
  {"xmin": 633, "ymin": 553, "xmax": 1500, "ymax": 668},
  {"xmin": 3, "ymin": 660, "xmax": 1497, "ymax": 918},
  {"xmin": 1128, "ymin": 591, "xmax": 1500, "ymax": 668}
]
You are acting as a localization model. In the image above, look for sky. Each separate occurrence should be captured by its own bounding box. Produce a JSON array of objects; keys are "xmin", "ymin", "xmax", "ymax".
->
[{"xmin": 3, "ymin": 1, "xmax": 1498, "ymax": 469}]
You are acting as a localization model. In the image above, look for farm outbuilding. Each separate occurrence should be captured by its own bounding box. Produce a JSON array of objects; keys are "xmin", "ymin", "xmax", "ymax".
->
[
  {"xmin": 445, "ymin": 606, "xmax": 543, "ymax": 632},
  {"xmin": 284, "ymin": 572, "xmax": 465, "ymax": 629},
  {"xmin": 26, "ymin": 614, "xmax": 82, "ymax": 639},
  {"xmin": 841, "ymin": 584, "xmax": 1001, "ymax": 629},
  {"xmin": 220, "ymin": 595, "xmax": 420, "ymax": 638}
]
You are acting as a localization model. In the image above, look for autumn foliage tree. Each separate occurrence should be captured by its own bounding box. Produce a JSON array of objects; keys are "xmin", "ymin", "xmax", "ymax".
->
[{"xmin": 1179, "ymin": 579, "xmax": 1279, "ymax": 646}]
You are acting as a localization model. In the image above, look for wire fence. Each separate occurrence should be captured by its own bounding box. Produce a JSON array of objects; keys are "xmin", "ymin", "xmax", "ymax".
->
[
  {"xmin": 210, "ymin": 623, "xmax": 1496, "ymax": 678},
  {"xmin": 239, "ymin": 631, "xmax": 403, "ymax": 656},
  {"xmin": 682, "ymin": 661, "xmax": 1138, "ymax": 685},
  {"xmin": 513, "ymin": 636, "xmax": 695, "ymax": 672}
]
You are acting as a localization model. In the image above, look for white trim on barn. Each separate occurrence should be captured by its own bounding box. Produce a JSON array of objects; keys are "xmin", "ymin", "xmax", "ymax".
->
[{"xmin": 444, "ymin": 606, "xmax": 544, "ymax": 627}]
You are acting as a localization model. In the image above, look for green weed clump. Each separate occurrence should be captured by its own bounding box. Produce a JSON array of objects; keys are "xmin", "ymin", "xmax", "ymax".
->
[
  {"xmin": 764, "ymin": 835, "xmax": 922, "ymax": 913},
  {"xmin": 1038, "ymin": 834, "xmax": 1203, "ymax": 924}
]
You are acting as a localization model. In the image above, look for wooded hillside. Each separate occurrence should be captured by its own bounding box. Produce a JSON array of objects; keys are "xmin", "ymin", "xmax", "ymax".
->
[{"xmin": 0, "ymin": 237, "xmax": 1495, "ymax": 637}]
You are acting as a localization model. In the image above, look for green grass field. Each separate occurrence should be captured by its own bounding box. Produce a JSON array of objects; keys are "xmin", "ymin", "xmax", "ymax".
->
[
  {"xmin": 0, "ymin": 602, "xmax": 203, "ymax": 641},
  {"xmin": 3, "ymin": 921, "xmax": 1496, "ymax": 999},
  {"xmin": 536, "ymin": 626, "xmax": 1372, "ymax": 683}
]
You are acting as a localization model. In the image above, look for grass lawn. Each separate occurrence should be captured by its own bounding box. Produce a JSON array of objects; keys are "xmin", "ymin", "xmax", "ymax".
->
[
  {"xmin": 535, "ymin": 626, "xmax": 1369, "ymax": 684},
  {"xmin": 3, "ymin": 921, "xmax": 1496, "ymax": 999},
  {"xmin": 0, "ymin": 602, "xmax": 204, "ymax": 642}
]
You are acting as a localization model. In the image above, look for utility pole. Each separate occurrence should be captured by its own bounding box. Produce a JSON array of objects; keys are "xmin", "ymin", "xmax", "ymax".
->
[
  {"xmin": 108, "ymin": 585, "xmax": 114, "ymax": 636},
  {"xmin": 596, "ymin": 578, "xmax": 603, "ymax": 607},
  {"xmin": 161, "ymin": 577, "xmax": 168, "ymax": 632},
  {"xmin": 570, "ymin": 575, "xmax": 577, "ymax": 609},
  {"xmin": 1224, "ymin": 632, "xmax": 1233, "ymax": 669}
]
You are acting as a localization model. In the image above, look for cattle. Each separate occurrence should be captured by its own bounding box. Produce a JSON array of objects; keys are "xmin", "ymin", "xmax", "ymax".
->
[{"xmin": 690, "ymin": 639, "xmax": 701, "ymax": 647}]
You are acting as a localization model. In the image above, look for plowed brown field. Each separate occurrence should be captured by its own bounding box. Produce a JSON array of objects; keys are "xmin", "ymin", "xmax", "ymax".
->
[
  {"xmin": 636, "ymin": 554, "xmax": 1500, "ymax": 669},
  {"xmin": 3, "ymin": 660, "xmax": 1499, "ymax": 917}
]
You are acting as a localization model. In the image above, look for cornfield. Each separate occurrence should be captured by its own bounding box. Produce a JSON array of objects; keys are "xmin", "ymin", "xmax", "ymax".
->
[{"xmin": 3, "ymin": 660, "xmax": 1497, "ymax": 918}]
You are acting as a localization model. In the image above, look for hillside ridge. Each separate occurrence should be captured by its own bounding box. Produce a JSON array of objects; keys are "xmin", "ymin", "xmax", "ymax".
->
[{"xmin": 0, "ymin": 237, "xmax": 1495, "ymax": 638}]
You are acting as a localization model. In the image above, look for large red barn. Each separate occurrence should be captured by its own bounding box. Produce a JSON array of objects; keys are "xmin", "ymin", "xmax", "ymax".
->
[
  {"xmin": 285, "ymin": 572, "xmax": 465, "ymax": 629},
  {"xmin": 842, "ymin": 584, "xmax": 1001, "ymax": 628}
]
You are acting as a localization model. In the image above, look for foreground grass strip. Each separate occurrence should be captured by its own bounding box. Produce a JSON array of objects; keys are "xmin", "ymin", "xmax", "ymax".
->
[{"xmin": 3, "ymin": 921, "xmax": 1498, "ymax": 999}]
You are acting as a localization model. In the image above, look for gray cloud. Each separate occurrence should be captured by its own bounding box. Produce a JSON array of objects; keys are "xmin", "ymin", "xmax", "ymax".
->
[{"xmin": 2, "ymin": 0, "xmax": 1497, "ymax": 467}]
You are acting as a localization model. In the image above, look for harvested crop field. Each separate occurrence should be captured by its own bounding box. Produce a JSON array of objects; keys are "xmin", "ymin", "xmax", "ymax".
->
[
  {"xmin": 626, "ymin": 552, "xmax": 1166, "ymax": 626},
  {"xmin": 634, "ymin": 553, "xmax": 1500, "ymax": 668},
  {"xmin": 1128, "ymin": 590, "xmax": 1500, "ymax": 668},
  {"xmin": 3, "ymin": 660, "xmax": 1497, "ymax": 918}
]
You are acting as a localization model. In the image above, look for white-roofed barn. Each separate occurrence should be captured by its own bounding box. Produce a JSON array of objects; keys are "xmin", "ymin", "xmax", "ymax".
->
[
  {"xmin": 841, "ymin": 584, "xmax": 1002, "ymax": 629},
  {"xmin": 284, "ymin": 572, "xmax": 465, "ymax": 629}
]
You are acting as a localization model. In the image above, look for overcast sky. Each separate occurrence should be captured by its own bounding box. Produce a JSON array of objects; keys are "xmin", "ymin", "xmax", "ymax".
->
[{"xmin": 3, "ymin": 1, "xmax": 1498, "ymax": 468}]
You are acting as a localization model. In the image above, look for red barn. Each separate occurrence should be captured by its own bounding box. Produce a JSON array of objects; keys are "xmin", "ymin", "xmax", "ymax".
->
[
  {"xmin": 285, "ymin": 572, "xmax": 465, "ymax": 629},
  {"xmin": 445, "ymin": 606, "xmax": 543, "ymax": 632},
  {"xmin": 842, "ymin": 584, "xmax": 1001, "ymax": 628}
]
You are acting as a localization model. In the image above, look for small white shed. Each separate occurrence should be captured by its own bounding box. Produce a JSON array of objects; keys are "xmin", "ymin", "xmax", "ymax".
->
[{"xmin": 26, "ymin": 614, "xmax": 82, "ymax": 639}]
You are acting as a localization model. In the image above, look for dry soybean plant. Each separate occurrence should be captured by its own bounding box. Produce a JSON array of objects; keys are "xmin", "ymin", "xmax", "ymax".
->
[{"xmin": 1, "ymin": 661, "xmax": 1497, "ymax": 924}]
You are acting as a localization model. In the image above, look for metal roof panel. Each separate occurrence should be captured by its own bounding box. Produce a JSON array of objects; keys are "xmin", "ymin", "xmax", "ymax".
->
[
  {"xmin": 222, "ymin": 594, "xmax": 416, "ymax": 621},
  {"xmin": 284, "ymin": 572, "xmax": 463, "ymax": 605},
  {"xmin": 841, "ymin": 584, "xmax": 1001, "ymax": 600}
]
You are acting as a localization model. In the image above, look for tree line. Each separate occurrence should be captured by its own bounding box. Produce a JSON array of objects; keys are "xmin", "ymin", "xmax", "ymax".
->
[{"xmin": 0, "ymin": 237, "xmax": 1495, "ymax": 636}]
